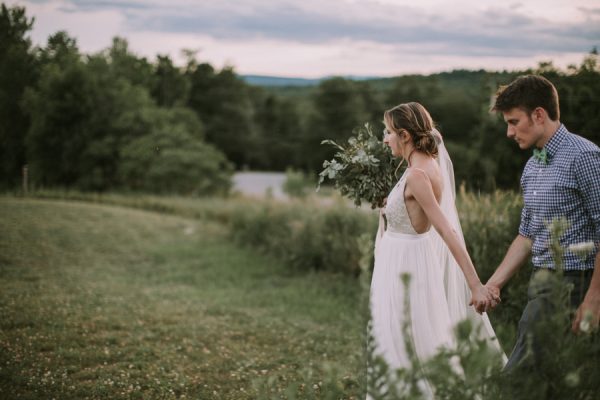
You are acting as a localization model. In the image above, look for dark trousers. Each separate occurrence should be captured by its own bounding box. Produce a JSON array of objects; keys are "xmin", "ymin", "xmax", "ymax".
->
[{"xmin": 504, "ymin": 268, "xmax": 593, "ymax": 372}]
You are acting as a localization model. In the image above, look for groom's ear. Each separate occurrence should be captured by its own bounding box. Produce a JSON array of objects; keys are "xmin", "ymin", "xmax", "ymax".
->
[{"xmin": 531, "ymin": 107, "xmax": 547, "ymax": 124}]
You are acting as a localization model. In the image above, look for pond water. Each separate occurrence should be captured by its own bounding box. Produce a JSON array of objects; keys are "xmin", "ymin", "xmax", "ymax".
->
[{"xmin": 232, "ymin": 172, "xmax": 287, "ymax": 199}]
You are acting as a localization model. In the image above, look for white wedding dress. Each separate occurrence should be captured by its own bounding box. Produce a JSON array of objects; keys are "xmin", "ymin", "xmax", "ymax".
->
[{"xmin": 368, "ymin": 132, "xmax": 506, "ymax": 399}]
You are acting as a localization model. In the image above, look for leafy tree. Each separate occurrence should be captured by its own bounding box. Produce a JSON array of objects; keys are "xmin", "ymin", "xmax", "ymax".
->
[
  {"xmin": 23, "ymin": 32, "xmax": 94, "ymax": 188},
  {"xmin": 187, "ymin": 64, "xmax": 256, "ymax": 167},
  {"xmin": 23, "ymin": 31, "xmax": 230, "ymax": 194},
  {"xmin": 304, "ymin": 77, "xmax": 370, "ymax": 171},
  {"xmin": 151, "ymin": 54, "xmax": 190, "ymax": 107},
  {"xmin": 250, "ymin": 91, "xmax": 304, "ymax": 170},
  {"xmin": 0, "ymin": 3, "xmax": 37, "ymax": 188},
  {"xmin": 37, "ymin": 30, "xmax": 79, "ymax": 67},
  {"xmin": 118, "ymin": 125, "xmax": 232, "ymax": 195},
  {"xmin": 356, "ymin": 81, "xmax": 384, "ymax": 128},
  {"xmin": 385, "ymin": 75, "xmax": 441, "ymax": 109},
  {"xmin": 103, "ymin": 37, "xmax": 154, "ymax": 90},
  {"xmin": 554, "ymin": 50, "xmax": 600, "ymax": 145}
]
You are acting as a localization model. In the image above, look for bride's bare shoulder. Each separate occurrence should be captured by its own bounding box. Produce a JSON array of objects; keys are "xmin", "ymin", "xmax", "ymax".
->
[
  {"xmin": 408, "ymin": 159, "xmax": 439, "ymax": 181},
  {"xmin": 406, "ymin": 162, "xmax": 442, "ymax": 197}
]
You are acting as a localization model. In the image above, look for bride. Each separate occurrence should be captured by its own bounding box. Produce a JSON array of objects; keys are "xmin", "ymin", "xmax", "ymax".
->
[{"xmin": 369, "ymin": 102, "xmax": 506, "ymax": 398}]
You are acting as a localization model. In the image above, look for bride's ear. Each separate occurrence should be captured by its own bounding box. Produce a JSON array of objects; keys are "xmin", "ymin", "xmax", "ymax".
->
[{"xmin": 400, "ymin": 130, "xmax": 411, "ymax": 144}]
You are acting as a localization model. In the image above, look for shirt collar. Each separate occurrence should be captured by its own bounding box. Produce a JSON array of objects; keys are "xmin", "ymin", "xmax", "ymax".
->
[{"xmin": 544, "ymin": 124, "xmax": 568, "ymax": 159}]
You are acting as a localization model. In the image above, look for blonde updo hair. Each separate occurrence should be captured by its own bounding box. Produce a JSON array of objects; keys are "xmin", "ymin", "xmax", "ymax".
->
[{"xmin": 384, "ymin": 102, "xmax": 438, "ymax": 158}]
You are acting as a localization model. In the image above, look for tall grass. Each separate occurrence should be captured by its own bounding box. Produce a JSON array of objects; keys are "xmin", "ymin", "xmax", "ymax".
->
[
  {"xmin": 457, "ymin": 187, "xmax": 530, "ymax": 348},
  {"xmin": 230, "ymin": 197, "xmax": 377, "ymax": 275}
]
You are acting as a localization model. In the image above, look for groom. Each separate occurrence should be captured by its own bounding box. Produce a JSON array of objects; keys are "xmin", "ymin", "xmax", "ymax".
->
[{"xmin": 484, "ymin": 75, "xmax": 600, "ymax": 371}]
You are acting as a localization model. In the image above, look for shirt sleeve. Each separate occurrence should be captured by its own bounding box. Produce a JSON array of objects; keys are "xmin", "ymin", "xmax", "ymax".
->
[
  {"xmin": 518, "ymin": 166, "xmax": 533, "ymax": 238},
  {"xmin": 575, "ymin": 149, "xmax": 600, "ymax": 242},
  {"xmin": 518, "ymin": 205, "xmax": 532, "ymax": 238}
]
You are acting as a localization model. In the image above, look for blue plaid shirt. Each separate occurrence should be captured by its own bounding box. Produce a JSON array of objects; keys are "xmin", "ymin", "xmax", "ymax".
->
[{"xmin": 519, "ymin": 125, "xmax": 600, "ymax": 271}]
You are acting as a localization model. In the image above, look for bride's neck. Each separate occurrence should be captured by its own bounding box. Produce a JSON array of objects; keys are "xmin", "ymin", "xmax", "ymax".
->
[{"xmin": 403, "ymin": 144, "xmax": 417, "ymax": 166}]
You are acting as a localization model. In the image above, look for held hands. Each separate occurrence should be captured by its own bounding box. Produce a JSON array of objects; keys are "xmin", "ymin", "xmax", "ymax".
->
[{"xmin": 469, "ymin": 284, "xmax": 501, "ymax": 314}]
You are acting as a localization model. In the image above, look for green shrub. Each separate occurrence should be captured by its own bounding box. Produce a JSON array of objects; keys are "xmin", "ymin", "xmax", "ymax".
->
[
  {"xmin": 282, "ymin": 168, "xmax": 312, "ymax": 199},
  {"xmin": 119, "ymin": 128, "xmax": 233, "ymax": 195},
  {"xmin": 457, "ymin": 187, "xmax": 530, "ymax": 348},
  {"xmin": 230, "ymin": 199, "xmax": 377, "ymax": 275}
]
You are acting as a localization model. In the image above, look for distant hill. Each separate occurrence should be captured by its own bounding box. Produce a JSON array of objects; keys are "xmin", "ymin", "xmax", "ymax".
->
[
  {"xmin": 241, "ymin": 75, "xmax": 322, "ymax": 87},
  {"xmin": 241, "ymin": 74, "xmax": 382, "ymax": 87}
]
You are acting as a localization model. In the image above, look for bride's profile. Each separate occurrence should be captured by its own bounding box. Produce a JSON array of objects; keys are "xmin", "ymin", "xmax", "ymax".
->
[{"xmin": 368, "ymin": 102, "xmax": 506, "ymax": 398}]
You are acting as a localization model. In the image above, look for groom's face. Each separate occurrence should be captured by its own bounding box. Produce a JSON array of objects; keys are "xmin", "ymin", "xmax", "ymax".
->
[{"xmin": 502, "ymin": 107, "xmax": 544, "ymax": 150}]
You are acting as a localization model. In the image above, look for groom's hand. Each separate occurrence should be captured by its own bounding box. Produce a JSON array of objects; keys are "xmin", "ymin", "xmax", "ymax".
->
[
  {"xmin": 484, "ymin": 283, "xmax": 501, "ymax": 312},
  {"xmin": 572, "ymin": 295, "xmax": 600, "ymax": 334},
  {"xmin": 470, "ymin": 285, "xmax": 501, "ymax": 314}
]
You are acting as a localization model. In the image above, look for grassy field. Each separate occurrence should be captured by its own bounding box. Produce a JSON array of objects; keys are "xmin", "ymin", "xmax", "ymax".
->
[{"xmin": 0, "ymin": 198, "xmax": 365, "ymax": 399}]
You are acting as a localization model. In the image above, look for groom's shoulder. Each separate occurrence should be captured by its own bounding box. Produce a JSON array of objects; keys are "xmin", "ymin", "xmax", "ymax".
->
[{"xmin": 563, "ymin": 130, "xmax": 599, "ymax": 153}]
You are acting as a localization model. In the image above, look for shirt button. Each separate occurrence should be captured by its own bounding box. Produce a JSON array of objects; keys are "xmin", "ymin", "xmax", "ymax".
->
[{"xmin": 533, "ymin": 191, "xmax": 537, "ymax": 195}]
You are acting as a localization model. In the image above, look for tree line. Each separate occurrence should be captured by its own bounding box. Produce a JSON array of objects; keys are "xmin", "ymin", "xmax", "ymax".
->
[{"xmin": 1, "ymin": 3, "xmax": 599, "ymax": 194}]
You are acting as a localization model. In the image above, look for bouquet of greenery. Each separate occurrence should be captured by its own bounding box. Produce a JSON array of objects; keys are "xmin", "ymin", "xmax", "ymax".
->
[{"xmin": 318, "ymin": 123, "xmax": 402, "ymax": 209}]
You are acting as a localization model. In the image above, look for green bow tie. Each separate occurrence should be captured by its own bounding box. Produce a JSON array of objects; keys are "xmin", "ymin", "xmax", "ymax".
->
[{"xmin": 533, "ymin": 148, "xmax": 548, "ymax": 164}]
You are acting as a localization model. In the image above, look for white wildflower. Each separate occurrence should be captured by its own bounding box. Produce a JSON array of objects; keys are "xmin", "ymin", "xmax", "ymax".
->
[
  {"xmin": 565, "ymin": 371, "xmax": 580, "ymax": 387},
  {"xmin": 568, "ymin": 241, "xmax": 595, "ymax": 259},
  {"xmin": 579, "ymin": 310, "xmax": 594, "ymax": 333}
]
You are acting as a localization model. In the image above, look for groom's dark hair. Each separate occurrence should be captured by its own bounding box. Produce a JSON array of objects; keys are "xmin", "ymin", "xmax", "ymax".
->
[{"xmin": 492, "ymin": 75, "xmax": 560, "ymax": 121}]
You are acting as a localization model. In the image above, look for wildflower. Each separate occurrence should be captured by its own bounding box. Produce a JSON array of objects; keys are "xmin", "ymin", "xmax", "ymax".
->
[
  {"xmin": 579, "ymin": 310, "xmax": 594, "ymax": 333},
  {"xmin": 564, "ymin": 371, "xmax": 580, "ymax": 387},
  {"xmin": 567, "ymin": 241, "xmax": 595, "ymax": 259}
]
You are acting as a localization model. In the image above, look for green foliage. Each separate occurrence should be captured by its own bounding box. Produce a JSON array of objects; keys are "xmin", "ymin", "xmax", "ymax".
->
[
  {"xmin": 23, "ymin": 40, "xmax": 96, "ymax": 187},
  {"xmin": 20, "ymin": 30, "xmax": 231, "ymax": 194},
  {"xmin": 552, "ymin": 51, "xmax": 600, "ymax": 146},
  {"xmin": 304, "ymin": 77, "xmax": 380, "ymax": 171},
  {"xmin": 0, "ymin": 3, "xmax": 37, "ymax": 188},
  {"xmin": 318, "ymin": 123, "xmax": 400, "ymax": 208},
  {"xmin": 230, "ymin": 200, "xmax": 377, "ymax": 275},
  {"xmin": 457, "ymin": 188, "xmax": 529, "ymax": 348},
  {"xmin": 151, "ymin": 54, "xmax": 190, "ymax": 107},
  {"xmin": 118, "ymin": 127, "xmax": 233, "ymax": 195},
  {"xmin": 186, "ymin": 64, "xmax": 257, "ymax": 168},
  {"xmin": 282, "ymin": 168, "xmax": 312, "ymax": 198},
  {"xmin": 249, "ymin": 92, "xmax": 304, "ymax": 170},
  {"xmin": 103, "ymin": 36, "xmax": 154, "ymax": 90}
]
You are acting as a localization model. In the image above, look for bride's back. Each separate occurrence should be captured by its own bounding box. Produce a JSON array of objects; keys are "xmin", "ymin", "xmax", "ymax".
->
[{"xmin": 404, "ymin": 156, "xmax": 443, "ymax": 234}]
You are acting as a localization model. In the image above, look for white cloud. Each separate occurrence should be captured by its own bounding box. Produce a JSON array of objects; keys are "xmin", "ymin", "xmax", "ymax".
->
[
  {"xmin": 7, "ymin": 0, "xmax": 600, "ymax": 77},
  {"xmin": 18, "ymin": 1, "xmax": 123, "ymax": 48}
]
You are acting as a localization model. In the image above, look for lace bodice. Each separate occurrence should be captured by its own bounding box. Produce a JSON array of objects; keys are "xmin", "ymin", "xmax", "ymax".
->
[{"xmin": 383, "ymin": 171, "xmax": 419, "ymax": 234}]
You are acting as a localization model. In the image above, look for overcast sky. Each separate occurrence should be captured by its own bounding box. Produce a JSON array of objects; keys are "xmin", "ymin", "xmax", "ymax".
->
[{"xmin": 9, "ymin": 0, "xmax": 600, "ymax": 78}]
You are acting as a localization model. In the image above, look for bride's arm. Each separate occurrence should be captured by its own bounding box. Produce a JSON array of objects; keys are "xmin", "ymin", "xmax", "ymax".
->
[{"xmin": 407, "ymin": 170, "xmax": 496, "ymax": 306}]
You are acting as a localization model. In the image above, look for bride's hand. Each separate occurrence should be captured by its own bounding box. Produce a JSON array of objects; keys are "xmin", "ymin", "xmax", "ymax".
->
[{"xmin": 469, "ymin": 284, "xmax": 499, "ymax": 314}]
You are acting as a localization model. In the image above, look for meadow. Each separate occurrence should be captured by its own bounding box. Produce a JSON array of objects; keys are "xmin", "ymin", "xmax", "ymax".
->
[
  {"xmin": 0, "ymin": 196, "xmax": 365, "ymax": 399},
  {"xmin": 3, "ymin": 189, "xmax": 597, "ymax": 399}
]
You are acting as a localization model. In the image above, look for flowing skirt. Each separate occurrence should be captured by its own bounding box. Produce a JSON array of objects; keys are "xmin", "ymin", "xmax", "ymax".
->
[{"xmin": 369, "ymin": 230, "xmax": 456, "ymax": 398}]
